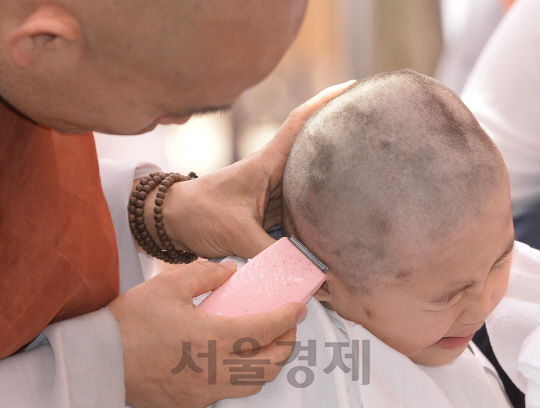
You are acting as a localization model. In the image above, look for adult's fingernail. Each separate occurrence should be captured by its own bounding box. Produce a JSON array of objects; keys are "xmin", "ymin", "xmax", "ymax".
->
[
  {"xmin": 221, "ymin": 261, "xmax": 238, "ymax": 270},
  {"xmin": 297, "ymin": 306, "xmax": 308, "ymax": 324},
  {"xmin": 336, "ymin": 79, "xmax": 357, "ymax": 89}
]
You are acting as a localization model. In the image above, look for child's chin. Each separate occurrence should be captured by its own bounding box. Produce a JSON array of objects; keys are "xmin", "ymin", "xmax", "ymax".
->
[{"xmin": 408, "ymin": 344, "xmax": 469, "ymax": 367}]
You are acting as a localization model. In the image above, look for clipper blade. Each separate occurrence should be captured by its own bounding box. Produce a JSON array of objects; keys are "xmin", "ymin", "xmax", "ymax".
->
[{"xmin": 290, "ymin": 235, "xmax": 328, "ymax": 273}]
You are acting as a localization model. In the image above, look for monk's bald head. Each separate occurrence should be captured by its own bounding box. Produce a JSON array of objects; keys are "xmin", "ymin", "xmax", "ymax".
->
[
  {"xmin": 0, "ymin": 0, "xmax": 307, "ymax": 133},
  {"xmin": 75, "ymin": 0, "xmax": 305, "ymax": 88},
  {"xmin": 283, "ymin": 70, "xmax": 506, "ymax": 294}
]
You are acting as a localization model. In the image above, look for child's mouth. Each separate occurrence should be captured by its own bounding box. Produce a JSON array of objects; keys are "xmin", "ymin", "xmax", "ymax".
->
[{"xmin": 435, "ymin": 333, "xmax": 474, "ymax": 350}]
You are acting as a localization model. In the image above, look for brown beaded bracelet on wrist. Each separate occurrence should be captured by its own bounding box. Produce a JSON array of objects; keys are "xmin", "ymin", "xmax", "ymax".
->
[{"xmin": 128, "ymin": 172, "xmax": 198, "ymax": 264}]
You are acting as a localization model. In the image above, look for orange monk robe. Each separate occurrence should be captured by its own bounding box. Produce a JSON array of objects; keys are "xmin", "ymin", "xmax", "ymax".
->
[{"xmin": 0, "ymin": 101, "xmax": 119, "ymax": 359}]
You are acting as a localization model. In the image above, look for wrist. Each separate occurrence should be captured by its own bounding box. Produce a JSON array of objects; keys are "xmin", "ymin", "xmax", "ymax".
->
[
  {"xmin": 143, "ymin": 184, "xmax": 160, "ymax": 244},
  {"xmin": 128, "ymin": 172, "xmax": 197, "ymax": 264},
  {"xmin": 160, "ymin": 181, "xmax": 193, "ymax": 252}
]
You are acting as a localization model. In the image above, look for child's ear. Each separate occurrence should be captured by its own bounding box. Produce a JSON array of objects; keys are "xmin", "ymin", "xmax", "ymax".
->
[
  {"xmin": 314, "ymin": 281, "xmax": 332, "ymax": 303},
  {"xmin": 9, "ymin": 5, "xmax": 82, "ymax": 68}
]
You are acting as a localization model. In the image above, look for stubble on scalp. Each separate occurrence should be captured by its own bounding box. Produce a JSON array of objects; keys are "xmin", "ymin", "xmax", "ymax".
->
[{"xmin": 283, "ymin": 70, "xmax": 506, "ymax": 294}]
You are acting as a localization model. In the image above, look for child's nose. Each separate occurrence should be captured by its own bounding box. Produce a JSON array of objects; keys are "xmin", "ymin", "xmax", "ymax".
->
[{"xmin": 455, "ymin": 284, "xmax": 494, "ymax": 326}]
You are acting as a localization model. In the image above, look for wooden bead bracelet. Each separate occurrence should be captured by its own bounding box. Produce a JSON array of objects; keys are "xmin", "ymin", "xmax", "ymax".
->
[{"xmin": 128, "ymin": 172, "xmax": 198, "ymax": 264}]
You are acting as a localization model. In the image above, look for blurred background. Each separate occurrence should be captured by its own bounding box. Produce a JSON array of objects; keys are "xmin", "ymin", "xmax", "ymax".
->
[{"xmin": 95, "ymin": 0, "xmax": 511, "ymax": 174}]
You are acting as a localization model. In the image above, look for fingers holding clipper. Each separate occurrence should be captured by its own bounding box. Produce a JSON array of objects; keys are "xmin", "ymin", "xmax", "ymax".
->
[{"xmin": 178, "ymin": 260, "xmax": 238, "ymax": 299}]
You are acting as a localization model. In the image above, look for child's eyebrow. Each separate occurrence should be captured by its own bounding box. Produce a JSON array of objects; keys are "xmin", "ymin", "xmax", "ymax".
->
[{"xmin": 427, "ymin": 237, "xmax": 515, "ymax": 304}]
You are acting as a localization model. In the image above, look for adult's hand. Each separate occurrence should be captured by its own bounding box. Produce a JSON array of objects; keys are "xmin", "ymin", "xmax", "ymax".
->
[
  {"xmin": 157, "ymin": 80, "xmax": 356, "ymax": 260},
  {"xmin": 108, "ymin": 260, "xmax": 306, "ymax": 408}
]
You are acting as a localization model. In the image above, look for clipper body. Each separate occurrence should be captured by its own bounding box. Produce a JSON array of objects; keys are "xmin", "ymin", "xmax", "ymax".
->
[{"xmin": 199, "ymin": 237, "xmax": 327, "ymax": 317}]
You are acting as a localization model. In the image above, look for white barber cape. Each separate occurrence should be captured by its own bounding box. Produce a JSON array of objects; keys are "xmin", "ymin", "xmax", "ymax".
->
[
  {"xmin": 487, "ymin": 242, "xmax": 540, "ymax": 408},
  {"xmin": 210, "ymin": 262, "xmax": 510, "ymax": 408}
]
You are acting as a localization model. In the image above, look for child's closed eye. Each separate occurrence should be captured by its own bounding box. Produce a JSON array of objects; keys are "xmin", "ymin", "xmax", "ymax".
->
[
  {"xmin": 426, "ymin": 292, "xmax": 464, "ymax": 312},
  {"xmin": 491, "ymin": 258, "xmax": 510, "ymax": 270}
]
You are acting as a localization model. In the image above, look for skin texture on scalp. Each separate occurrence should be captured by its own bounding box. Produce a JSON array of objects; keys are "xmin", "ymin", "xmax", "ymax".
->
[
  {"xmin": 283, "ymin": 69, "xmax": 507, "ymax": 294},
  {"xmin": 0, "ymin": 0, "xmax": 307, "ymax": 134}
]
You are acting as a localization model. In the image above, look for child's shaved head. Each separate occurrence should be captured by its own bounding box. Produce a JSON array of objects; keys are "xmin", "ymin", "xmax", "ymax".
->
[{"xmin": 283, "ymin": 70, "xmax": 506, "ymax": 294}]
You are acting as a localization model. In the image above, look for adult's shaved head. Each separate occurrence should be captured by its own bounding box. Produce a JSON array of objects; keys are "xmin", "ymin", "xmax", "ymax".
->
[
  {"xmin": 283, "ymin": 70, "xmax": 506, "ymax": 293},
  {"xmin": 0, "ymin": 0, "xmax": 307, "ymax": 133}
]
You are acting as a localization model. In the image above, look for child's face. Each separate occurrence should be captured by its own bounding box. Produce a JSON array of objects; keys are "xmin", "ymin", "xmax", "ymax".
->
[{"xmin": 317, "ymin": 186, "xmax": 514, "ymax": 366}]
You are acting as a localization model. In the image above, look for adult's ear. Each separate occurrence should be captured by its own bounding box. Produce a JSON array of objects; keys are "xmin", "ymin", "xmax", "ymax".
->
[{"xmin": 8, "ymin": 5, "xmax": 81, "ymax": 68}]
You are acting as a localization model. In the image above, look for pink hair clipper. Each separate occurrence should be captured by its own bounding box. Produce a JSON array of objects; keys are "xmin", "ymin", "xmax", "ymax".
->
[{"xmin": 198, "ymin": 236, "xmax": 327, "ymax": 317}]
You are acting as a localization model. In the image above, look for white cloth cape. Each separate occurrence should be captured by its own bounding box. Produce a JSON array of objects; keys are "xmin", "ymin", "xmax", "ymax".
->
[{"xmin": 487, "ymin": 241, "xmax": 540, "ymax": 408}]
